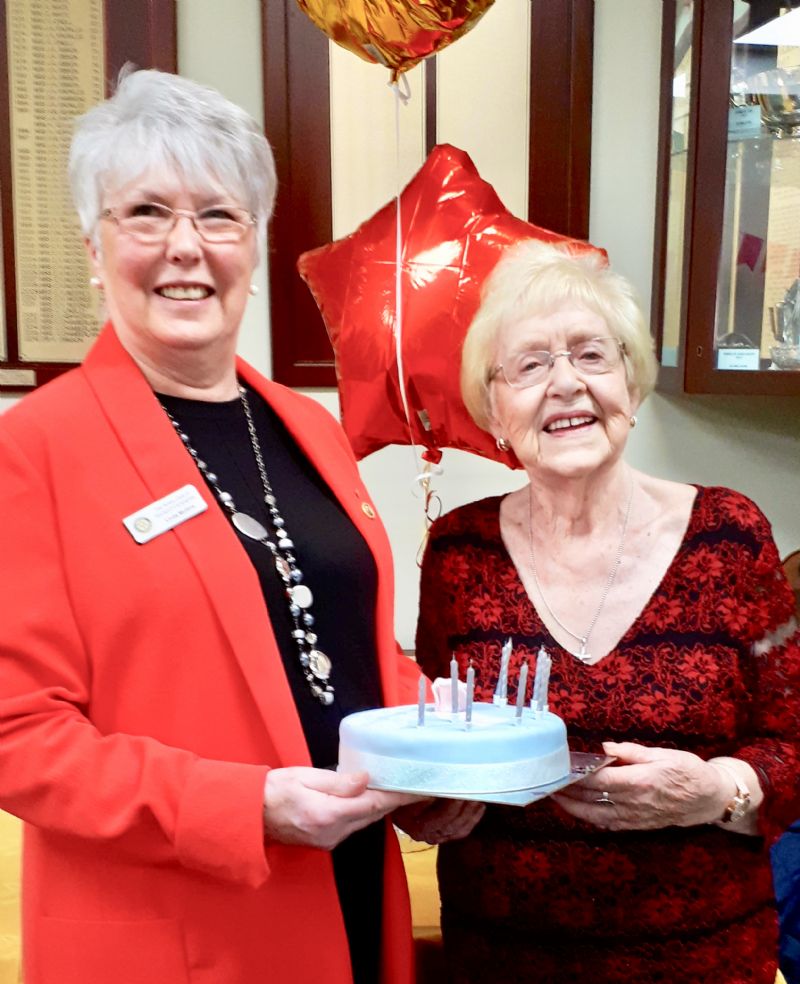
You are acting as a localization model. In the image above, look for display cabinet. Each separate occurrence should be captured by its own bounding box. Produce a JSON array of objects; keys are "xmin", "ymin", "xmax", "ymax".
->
[{"xmin": 653, "ymin": 0, "xmax": 800, "ymax": 394}]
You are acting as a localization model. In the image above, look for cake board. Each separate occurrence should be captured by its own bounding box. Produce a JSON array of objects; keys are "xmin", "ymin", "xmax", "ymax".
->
[{"xmin": 370, "ymin": 751, "xmax": 615, "ymax": 807}]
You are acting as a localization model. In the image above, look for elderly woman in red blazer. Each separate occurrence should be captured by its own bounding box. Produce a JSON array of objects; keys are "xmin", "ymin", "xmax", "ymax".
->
[{"xmin": 0, "ymin": 69, "xmax": 480, "ymax": 984}]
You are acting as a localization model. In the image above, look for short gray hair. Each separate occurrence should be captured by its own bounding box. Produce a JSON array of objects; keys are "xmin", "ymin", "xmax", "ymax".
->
[
  {"xmin": 461, "ymin": 239, "xmax": 658, "ymax": 430},
  {"xmin": 69, "ymin": 68, "xmax": 276, "ymax": 253}
]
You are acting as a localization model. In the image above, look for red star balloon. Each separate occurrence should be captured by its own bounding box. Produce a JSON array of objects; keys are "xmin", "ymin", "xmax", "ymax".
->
[
  {"xmin": 295, "ymin": 0, "xmax": 495, "ymax": 80},
  {"xmin": 298, "ymin": 144, "xmax": 605, "ymax": 467}
]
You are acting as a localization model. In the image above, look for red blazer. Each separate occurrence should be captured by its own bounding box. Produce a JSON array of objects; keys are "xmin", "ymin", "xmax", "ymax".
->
[{"xmin": 0, "ymin": 325, "xmax": 421, "ymax": 984}]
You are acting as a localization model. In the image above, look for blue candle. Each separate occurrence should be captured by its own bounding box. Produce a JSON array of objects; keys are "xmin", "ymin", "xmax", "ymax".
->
[
  {"xmin": 538, "ymin": 649, "xmax": 551, "ymax": 712},
  {"xmin": 531, "ymin": 653, "xmax": 541, "ymax": 709},
  {"xmin": 493, "ymin": 637, "xmax": 511, "ymax": 705},
  {"xmin": 450, "ymin": 655, "xmax": 459, "ymax": 717},
  {"xmin": 417, "ymin": 674, "xmax": 426, "ymax": 727},
  {"xmin": 515, "ymin": 661, "xmax": 528, "ymax": 722},
  {"xmin": 532, "ymin": 646, "xmax": 551, "ymax": 714}
]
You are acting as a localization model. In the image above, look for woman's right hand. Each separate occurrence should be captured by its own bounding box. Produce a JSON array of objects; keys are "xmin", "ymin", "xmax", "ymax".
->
[{"xmin": 263, "ymin": 767, "xmax": 421, "ymax": 850}]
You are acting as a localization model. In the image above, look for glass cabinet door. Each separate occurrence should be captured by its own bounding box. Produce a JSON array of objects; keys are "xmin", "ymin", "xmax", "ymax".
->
[{"xmin": 654, "ymin": 0, "xmax": 800, "ymax": 394}]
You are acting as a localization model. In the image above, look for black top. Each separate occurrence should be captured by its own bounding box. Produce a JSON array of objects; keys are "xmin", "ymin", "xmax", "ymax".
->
[{"xmin": 160, "ymin": 387, "xmax": 384, "ymax": 984}]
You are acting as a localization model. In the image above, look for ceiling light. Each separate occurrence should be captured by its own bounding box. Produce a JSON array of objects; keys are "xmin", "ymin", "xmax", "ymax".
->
[{"xmin": 735, "ymin": 7, "xmax": 800, "ymax": 46}]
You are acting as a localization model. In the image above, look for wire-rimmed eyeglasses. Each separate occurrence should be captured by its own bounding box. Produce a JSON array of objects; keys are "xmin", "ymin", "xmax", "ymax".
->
[
  {"xmin": 99, "ymin": 202, "xmax": 256, "ymax": 244},
  {"xmin": 491, "ymin": 337, "xmax": 626, "ymax": 389}
]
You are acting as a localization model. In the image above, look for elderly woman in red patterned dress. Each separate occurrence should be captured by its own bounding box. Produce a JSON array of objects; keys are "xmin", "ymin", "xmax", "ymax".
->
[{"xmin": 415, "ymin": 239, "xmax": 800, "ymax": 984}]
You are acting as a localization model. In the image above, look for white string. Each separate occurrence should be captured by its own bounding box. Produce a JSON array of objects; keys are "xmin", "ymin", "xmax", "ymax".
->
[
  {"xmin": 390, "ymin": 79, "xmax": 424, "ymax": 486},
  {"xmin": 388, "ymin": 77, "xmax": 443, "ymax": 539}
]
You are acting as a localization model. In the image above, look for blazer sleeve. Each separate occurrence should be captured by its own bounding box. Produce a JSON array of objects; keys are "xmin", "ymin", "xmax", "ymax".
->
[{"xmin": 0, "ymin": 426, "xmax": 271, "ymax": 889}]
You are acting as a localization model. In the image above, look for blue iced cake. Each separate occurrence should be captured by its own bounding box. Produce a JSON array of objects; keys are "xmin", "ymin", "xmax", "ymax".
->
[{"xmin": 338, "ymin": 703, "xmax": 569, "ymax": 795}]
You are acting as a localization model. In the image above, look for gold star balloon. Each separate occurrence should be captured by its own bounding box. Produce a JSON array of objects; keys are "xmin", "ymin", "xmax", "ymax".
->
[{"xmin": 295, "ymin": 0, "xmax": 496, "ymax": 80}]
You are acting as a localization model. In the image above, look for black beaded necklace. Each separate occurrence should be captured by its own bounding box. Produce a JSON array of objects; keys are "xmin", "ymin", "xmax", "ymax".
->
[{"xmin": 160, "ymin": 386, "xmax": 335, "ymax": 706}]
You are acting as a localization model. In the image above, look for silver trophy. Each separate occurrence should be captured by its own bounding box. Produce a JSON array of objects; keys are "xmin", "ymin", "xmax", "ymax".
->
[{"xmin": 769, "ymin": 280, "xmax": 800, "ymax": 369}]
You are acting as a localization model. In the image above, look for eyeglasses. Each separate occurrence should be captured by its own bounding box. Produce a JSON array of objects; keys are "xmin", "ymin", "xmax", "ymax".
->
[
  {"xmin": 99, "ymin": 202, "xmax": 256, "ymax": 244},
  {"xmin": 491, "ymin": 337, "xmax": 626, "ymax": 389}
]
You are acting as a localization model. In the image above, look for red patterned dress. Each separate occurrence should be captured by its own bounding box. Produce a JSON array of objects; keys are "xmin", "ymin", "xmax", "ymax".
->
[{"xmin": 416, "ymin": 486, "xmax": 800, "ymax": 984}]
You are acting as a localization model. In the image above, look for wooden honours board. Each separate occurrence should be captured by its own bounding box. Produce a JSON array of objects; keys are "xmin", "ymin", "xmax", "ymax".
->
[{"xmin": 0, "ymin": 0, "xmax": 176, "ymax": 392}]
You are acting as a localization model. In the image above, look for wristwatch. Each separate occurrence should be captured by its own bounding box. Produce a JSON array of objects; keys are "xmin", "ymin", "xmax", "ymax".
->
[{"xmin": 715, "ymin": 764, "xmax": 751, "ymax": 824}]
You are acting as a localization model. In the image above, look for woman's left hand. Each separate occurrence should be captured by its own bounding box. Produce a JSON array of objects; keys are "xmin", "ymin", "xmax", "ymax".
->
[
  {"xmin": 552, "ymin": 741, "xmax": 729, "ymax": 831},
  {"xmin": 393, "ymin": 798, "xmax": 486, "ymax": 844}
]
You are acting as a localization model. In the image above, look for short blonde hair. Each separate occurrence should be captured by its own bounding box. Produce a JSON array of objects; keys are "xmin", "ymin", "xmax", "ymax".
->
[{"xmin": 460, "ymin": 239, "xmax": 658, "ymax": 430}]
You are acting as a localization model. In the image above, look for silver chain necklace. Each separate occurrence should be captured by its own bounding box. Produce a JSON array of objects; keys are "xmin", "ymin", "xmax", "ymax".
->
[
  {"xmin": 527, "ymin": 478, "xmax": 635, "ymax": 664},
  {"xmin": 160, "ymin": 386, "xmax": 335, "ymax": 706}
]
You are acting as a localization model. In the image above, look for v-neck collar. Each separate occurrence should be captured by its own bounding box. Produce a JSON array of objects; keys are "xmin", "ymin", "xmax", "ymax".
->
[{"xmin": 494, "ymin": 487, "xmax": 704, "ymax": 666}]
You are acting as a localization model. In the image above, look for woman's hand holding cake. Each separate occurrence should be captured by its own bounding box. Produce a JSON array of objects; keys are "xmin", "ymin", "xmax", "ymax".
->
[
  {"xmin": 393, "ymin": 799, "xmax": 486, "ymax": 845},
  {"xmin": 554, "ymin": 742, "xmax": 763, "ymax": 833},
  {"xmin": 263, "ymin": 768, "xmax": 423, "ymax": 850}
]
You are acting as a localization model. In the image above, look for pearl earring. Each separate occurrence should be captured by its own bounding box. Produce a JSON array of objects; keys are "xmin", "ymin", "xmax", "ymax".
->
[
  {"xmin": 629, "ymin": 415, "xmax": 638, "ymax": 429},
  {"xmin": 89, "ymin": 276, "xmax": 102, "ymax": 290},
  {"xmin": 496, "ymin": 437, "xmax": 511, "ymax": 452},
  {"xmin": 248, "ymin": 283, "xmax": 259, "ymax": 296}
]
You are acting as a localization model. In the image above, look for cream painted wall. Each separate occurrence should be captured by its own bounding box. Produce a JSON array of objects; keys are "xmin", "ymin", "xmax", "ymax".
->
[
  {"xmin": 177, "ymin": 0, "xmax": 270, "ymax": 375},
  {"xmin": 436, "ymin": 0, "xmax": 531, "ymax": 219},
  {"xmin": 589, "ymin": 0, "xmax": 800, "ymax": 568},
  {"xmin": 2, "ymin": 0, "xmax": 798, "ymax": 646}
]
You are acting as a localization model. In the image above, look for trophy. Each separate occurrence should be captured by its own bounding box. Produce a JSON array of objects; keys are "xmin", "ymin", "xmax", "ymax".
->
[{"xmin": 769, "ymin": 280, "xmax": 800, "ymax": 369}]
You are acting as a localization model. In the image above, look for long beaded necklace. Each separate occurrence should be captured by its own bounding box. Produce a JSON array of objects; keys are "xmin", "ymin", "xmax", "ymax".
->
[
  {"xmin": 527, "ymin": 478, "xmax": 634, "ymax": 664},
  {"xmin": 161, "ymin": 386, "xmax": 335, "ymax": 706}
]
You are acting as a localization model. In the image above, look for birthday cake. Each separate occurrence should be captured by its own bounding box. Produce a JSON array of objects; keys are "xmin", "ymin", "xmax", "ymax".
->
[{"xmin": 338, "ymin": 702, "xmax": 569, "ymax": 796}]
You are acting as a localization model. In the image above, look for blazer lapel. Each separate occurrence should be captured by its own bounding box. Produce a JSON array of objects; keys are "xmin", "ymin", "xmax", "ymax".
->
[{"xmin": 81, "ymin": 326, "xmax": 310, "ymax": 766}]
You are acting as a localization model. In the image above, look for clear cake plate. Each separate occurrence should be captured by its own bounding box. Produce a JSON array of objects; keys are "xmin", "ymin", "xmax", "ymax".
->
[{"xmin": 369, "ymin": 751, "xmax": 614, "ymax": 807}]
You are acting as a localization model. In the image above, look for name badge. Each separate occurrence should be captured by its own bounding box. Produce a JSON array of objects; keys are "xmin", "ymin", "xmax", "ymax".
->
[{"xmin": 123, "ymin": 484, "xmax": 208, "ymax": 544}]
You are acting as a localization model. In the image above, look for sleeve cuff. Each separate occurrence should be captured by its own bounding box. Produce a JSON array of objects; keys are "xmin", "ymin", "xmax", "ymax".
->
[{"xmin": 175, "ymin": 758, "xmax": 271, "ymax": 887}]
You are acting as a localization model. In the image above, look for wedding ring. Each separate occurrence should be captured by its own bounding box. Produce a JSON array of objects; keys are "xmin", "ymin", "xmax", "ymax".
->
[{"xmin": 595, "ymin": 790, "xmax": 616, "ymax": 807}]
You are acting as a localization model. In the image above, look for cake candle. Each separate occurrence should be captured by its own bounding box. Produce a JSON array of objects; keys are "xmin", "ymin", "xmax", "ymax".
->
[
  {"xmin": 493, "ymin": 637, "xmax": 512, "ymax": 705},
  {"xmin": 531, "ymin": 652, "xmax": 542, "ymax": 710},
  {"xmin": 417, "ymin": 674, "xmax": 426, "ymax": 727},
  {"xmin": 533, "ymin": 646, "xmax": 551, "ymax": 714},
  {"xmin": 450, "ymin": 655, "xmax": 459, "ymax": 718},
  {"xmin": 515, "ymin": 661, "xmax": 528, "ymax": 722},
  {"xmin": 465, "ymin": 663, "xmax": 475, "ymax": 728},
  {"xmin": 539, "ymin": 649, "xmax": 551, "ymax": 712}
]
